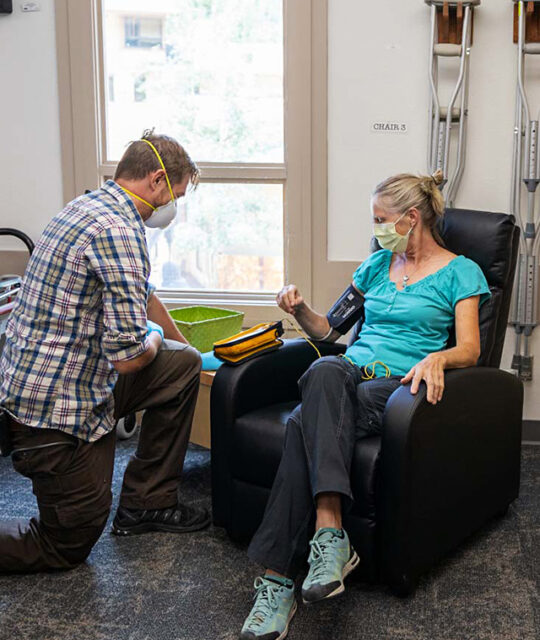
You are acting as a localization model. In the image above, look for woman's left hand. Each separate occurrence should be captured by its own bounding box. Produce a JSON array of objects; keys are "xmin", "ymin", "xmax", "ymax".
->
[{"xmin": 400, "ymin": 353, "xmax": 446, "ymax": 404}]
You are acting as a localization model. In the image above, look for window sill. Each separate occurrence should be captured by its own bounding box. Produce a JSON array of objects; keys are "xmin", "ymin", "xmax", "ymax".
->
[{"xmin": 159, "ymin": 290, "xmax": 283, "ymax": 328}]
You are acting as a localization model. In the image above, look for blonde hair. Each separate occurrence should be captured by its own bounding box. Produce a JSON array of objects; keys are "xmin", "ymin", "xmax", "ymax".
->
[{"xmin": 373, "ymin": 169, "xmax": 445, "ymax": 245}]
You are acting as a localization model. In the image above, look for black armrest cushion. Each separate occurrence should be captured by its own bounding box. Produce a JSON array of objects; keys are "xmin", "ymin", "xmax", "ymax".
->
[{"xmin": 211, "ymin": 338, "xmax": 345, "ymax": 421}]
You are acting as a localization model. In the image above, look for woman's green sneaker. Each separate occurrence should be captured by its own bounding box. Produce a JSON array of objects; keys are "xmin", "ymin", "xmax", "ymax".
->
[
  {"xmin": 301, "ymin": 528, "xmax": 360, "ymax": 604},
  {"xmin": 239, "ymin": 576, "xmax": 297, "ymax": 640}
]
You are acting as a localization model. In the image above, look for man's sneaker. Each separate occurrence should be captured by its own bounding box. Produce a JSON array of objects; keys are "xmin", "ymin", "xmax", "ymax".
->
[
  {"xmin": 111, "ymin": 503, "xmax": 210, "ymax": 536},
  {"xmin": 239, "ymin": 575, "xmax": 297, "ymax": 640},
  {"xmin": 301, "ymin": 528, "xmax": 359, "ymax": 604}
]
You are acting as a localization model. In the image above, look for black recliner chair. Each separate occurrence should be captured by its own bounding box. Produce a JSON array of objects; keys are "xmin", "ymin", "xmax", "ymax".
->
[{"xmin": 210, "ymin": 208, "xmax": 524, "ymax": 595}]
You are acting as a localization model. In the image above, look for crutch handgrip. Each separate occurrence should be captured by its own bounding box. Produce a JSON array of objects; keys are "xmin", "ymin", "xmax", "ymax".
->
[
  {"xmin": 524, "ymin": 42, "xmax": 540, "ymax": 54},
  {"xmin": 434, "ymin": 43, "xmax": 462, "ymax": 56},
  {"xmin": 439, "ymin": 106, "xmax": 461, "ymax": 121},
  {"xmin": 424, "ymin": 1, "xmax": 481, "ymax": 6}
]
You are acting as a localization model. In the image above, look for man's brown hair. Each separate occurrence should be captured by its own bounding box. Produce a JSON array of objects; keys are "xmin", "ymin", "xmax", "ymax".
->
[{"xmin": 114, "ymin": 129, "xmax": 200, "ymax": 188}]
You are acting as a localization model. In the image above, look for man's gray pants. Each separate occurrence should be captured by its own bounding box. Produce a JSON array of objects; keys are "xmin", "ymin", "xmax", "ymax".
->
[{"xmin": 0, "ymin": 340, "xmax": 201, "ymax": 573}]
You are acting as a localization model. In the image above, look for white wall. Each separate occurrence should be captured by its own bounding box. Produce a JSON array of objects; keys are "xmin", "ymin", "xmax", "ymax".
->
[
  {"xmin": 0, "ymin": 1, "xmax": 63, "ymax": 251},
  {"xmin": 328, "ymin": 0, "xmax": 540, "ymax": 419},
  {"xmin": 1, "ymin": 0, "xmax": 538, "ymax": 418},
  {"xmin": 328, "ymin": 0, "xmax": 518, "ymax": 259}
]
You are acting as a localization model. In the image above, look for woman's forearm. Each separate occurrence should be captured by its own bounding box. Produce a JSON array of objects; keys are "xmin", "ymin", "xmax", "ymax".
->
[
  {"xmin": 438, "ymin": 342, "xmax": 480, "ymax": 369},
  {"xmin": 294, "ymin": 303, "xmax": 335, "ymax": 341}
]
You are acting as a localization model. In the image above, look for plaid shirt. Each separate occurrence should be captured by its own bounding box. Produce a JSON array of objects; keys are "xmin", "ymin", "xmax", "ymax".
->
[{"xmin": 0, "ymin": 180, "xmax": 155, "ymax": 442}]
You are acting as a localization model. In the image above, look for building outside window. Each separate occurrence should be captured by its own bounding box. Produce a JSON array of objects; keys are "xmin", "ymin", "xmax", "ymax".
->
[{"xmin": 124, "ymin": 16, "xmax": 164, "ymax": 49}]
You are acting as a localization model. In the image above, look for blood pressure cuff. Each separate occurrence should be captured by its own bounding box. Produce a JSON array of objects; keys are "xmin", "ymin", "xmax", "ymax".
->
[
  {"xmin": 326, "ymin": 285, "xmax": 365, "ymax": 335},
  {"xmin": 0, "ymin": 408, "xmax": 13, "ymax": 457}
]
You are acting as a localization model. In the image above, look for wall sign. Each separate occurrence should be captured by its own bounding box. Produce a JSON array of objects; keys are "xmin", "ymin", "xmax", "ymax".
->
[{"xmin": 371, "ymin": 122, "xmax": 408, "ymax": 134}]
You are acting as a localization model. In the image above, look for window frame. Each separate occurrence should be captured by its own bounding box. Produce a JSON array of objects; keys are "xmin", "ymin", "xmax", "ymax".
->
[{"xmin": 55, "ymin": 0, "xmax": 320, "ymax": 326}]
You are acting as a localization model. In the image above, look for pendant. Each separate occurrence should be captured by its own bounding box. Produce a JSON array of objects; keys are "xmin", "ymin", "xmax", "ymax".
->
[{"xmin": 403, "ymin": 275, "xmax": 410, "ymax": 286}]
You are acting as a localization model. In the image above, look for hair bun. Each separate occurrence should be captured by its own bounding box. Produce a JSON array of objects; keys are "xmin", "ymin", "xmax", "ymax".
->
[{"xmin": 431, "ymin": 169, "xmax": 444, "ymax": 186}]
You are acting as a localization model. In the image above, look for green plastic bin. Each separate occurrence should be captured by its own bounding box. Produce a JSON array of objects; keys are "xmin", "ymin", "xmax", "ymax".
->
[{"xmin": 169, "ymin": 306, "xmax": 244, "ymax": 353}]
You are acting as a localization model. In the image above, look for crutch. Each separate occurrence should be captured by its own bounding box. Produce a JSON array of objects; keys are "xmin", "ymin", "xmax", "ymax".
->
[
  {"xmin": 509, "ymin": 1, "xmax": 540, "ymax": 381},
  {"xmin": 425, "ymin": 1, "xmax": 480, "ymax": 207}
]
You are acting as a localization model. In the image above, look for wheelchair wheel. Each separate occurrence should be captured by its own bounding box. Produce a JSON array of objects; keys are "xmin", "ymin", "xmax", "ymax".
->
[{"xmin": 116, "ymin": 413, "xmax": 139, "ymax": 440}]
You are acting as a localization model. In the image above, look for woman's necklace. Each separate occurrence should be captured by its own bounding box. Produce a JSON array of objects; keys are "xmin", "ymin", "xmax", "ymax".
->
[
  {"xmin": 401, "ymin": 265, "xmax": 417, "ymax": 288},
  {"xmin": 401, "ymin": 251, "xmax": 434, "ymax": 288}
]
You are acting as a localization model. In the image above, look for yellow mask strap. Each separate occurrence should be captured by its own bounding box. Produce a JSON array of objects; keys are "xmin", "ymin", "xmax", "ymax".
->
[
  {"xmin": 140, "ymin": 138, "xmax": 176, "ymax": 204},
  {"xmin": 120, "ymin": 186, "xmax": 155, "ymax": 210}
]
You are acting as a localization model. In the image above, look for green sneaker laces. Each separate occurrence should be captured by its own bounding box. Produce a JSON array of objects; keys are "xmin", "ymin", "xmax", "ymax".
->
[
  {"xmin": 245, "ymin": 577, "xmax": 282, "ymax": 632},
  {"xmin": 307, "ymin": 532, "xmax": 340, "ymax": 582}
]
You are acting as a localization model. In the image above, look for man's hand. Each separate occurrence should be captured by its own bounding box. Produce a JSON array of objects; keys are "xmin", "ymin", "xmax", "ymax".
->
[
  {"xmin": 400, "ymin": 353, "xmax": 446, "ymax": 405},
  {"xmin": 147, "ymin": 293, "xmax": 188, "ymax": 344},
  {"xmin": 146, "ymin": 320, "xmax": 164, "ymax": 338},
  {"xmin": 276, "ymin": 284, "xmax": 304, "ymax": 316}
]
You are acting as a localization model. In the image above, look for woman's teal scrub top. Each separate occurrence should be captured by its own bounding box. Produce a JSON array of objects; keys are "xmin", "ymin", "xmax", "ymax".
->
[{"xmin": 344, "ymin": 249, "xmax": 491, "ymax": 377}]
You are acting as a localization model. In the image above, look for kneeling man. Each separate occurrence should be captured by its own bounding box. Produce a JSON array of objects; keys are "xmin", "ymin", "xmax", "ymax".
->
[{"xmin": 0, "ymin": 130, "xmax": 208, "ymax": 573}]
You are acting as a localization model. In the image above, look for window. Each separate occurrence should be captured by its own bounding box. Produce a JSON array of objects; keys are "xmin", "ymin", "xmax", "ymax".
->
[
  {"xmin": 146, "ymin": 183, "xmax": 284, "ymax": 292},
  {"xmin": 124, "ymin": 16, "xmax": 163, "ymax": 49},
  {"xmin": 103, "ymin": 0, "xmax": 284, "ymax": 293},
  {"xmin": 56, "ymin": 0, "xmax": 314, "ymax": 320}
]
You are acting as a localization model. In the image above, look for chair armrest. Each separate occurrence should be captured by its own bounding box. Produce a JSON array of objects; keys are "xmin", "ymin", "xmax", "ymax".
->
[
  {"xmin": 378, "ymin": 367, "xmax": 523, "ymax": 593},
  {"xmin": 210, "ymin": 338, "xmax": 345, "ymax": 422},
  {"xmin": 210, "ymin": 338, "xmax": 345, "ymax": 527}
]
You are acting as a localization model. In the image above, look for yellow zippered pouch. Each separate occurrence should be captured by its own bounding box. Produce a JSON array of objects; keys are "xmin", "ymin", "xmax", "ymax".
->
[{"xmin": 213, "ymin": 321, "xmax": 284, "ymax": 365}]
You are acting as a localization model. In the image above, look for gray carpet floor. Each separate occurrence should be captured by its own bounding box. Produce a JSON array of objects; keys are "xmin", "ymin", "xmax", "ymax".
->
[{"xmin": 0, "ymin": 437, "xmax": 539, "ymax": 640}]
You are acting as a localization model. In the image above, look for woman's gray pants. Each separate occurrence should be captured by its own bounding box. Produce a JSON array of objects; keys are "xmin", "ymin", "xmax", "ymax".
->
[{"xmin": 247, "ymin": 355, "xmax": 402, "ymax": 578}]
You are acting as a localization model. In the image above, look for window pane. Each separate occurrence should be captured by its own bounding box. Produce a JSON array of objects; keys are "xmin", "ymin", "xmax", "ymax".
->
[
  {"xmin": 102, "ymin": 0, "xmax": 284, "ymax": 163},
  {"xmin": 124, "ymin": 17, "xmax": 164, "ymax": 49},
  {"xmin": 146, "ymin": 183, "xmax": 284, "ymax": 292},
  {"xmin": 133, "ymin": 74, "xmax": 147, "ymax": 102}
]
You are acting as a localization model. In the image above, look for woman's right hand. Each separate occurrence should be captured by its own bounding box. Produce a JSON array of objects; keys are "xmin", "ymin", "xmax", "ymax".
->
[{"xmin": 276, "ymin": 284, "xmax": 304, "ymax": 316}]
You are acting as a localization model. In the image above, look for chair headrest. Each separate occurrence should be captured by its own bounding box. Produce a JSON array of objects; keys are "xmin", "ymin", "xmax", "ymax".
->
[{"xmin": 439, "ymin": 208, "xmax": 517, "ymax": 289}]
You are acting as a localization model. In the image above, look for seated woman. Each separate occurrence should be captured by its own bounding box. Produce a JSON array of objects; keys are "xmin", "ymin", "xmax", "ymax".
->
[{"xmin": 238, "ymin": 170, "xmax": 491, "ymax": 640}]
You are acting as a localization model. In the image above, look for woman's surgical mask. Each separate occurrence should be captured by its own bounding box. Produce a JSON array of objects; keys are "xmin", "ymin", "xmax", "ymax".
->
[
  {"xmin": 373, "ymin": 211, "xmax": 413, "ymax": 253},
  {"xmin": 120, "ymin": 139, "xmax": 178, "ymax": 230}
]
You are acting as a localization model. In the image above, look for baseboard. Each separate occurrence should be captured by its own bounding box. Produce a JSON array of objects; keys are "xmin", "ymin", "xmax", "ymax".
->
[{"xmin": 522, "ymin": 420, "xmax": 540, "ymax": 444}]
